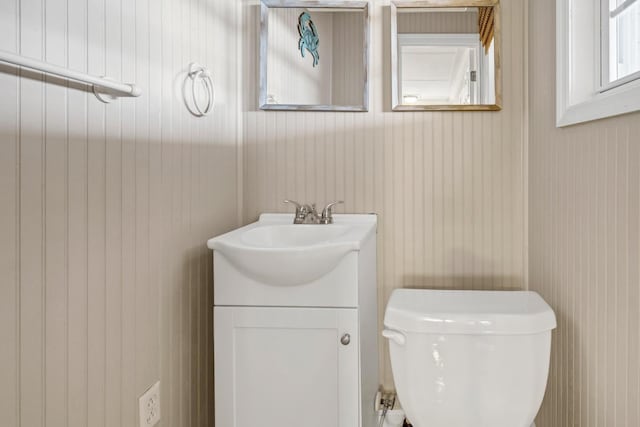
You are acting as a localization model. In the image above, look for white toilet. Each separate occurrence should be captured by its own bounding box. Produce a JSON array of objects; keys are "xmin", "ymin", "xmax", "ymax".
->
[{"xmin": 383, "ymin": 289, "xmax": 556, "ymax": 427}]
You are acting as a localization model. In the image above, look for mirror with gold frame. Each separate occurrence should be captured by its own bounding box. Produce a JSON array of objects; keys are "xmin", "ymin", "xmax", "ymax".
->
[{"xmin": 391, "ymin": 0, "xmax": 501, "ymax": 111}]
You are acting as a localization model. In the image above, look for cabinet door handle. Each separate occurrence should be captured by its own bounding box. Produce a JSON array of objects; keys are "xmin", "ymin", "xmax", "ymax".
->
[{"xmin": 340, "ymin": 333, "xmax": 351, "ymax": 345}]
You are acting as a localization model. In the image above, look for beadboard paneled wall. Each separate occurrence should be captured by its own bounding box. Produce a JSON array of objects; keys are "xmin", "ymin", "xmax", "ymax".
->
[
  {"xmin": 528, "ymin": 1, "xmax": 640, "ymax": 426},
  {"xmin": 397, "ymin": 9, "xmax": 477, "ymax": 34},
  {"xmin": 0, "ymin": 0, "xmax": 240, "ymax": 426},
  {"xmin": 242, "ymin": 0, "xmax": 527, "ymax": 387},
  {"xmin": 267, "ymin": 8, "xmax": 334, "ymax": 105},
  {"xmin": 331, "ymin": 12, "xmax": 366, "ymax": 106}
]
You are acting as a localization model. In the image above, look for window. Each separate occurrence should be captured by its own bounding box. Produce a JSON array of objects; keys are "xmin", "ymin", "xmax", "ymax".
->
[
  {"xmin": 556, "ymin": 0, "xmax": 640, "ymax": 127},
  {"xmin": 601, "ymin": 0, "xmax": 640, "ymax": 88}
]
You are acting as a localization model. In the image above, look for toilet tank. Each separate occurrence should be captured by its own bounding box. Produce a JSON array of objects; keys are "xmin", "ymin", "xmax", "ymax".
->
[{"xmin": 383, "ymin": 289, "xmax": 556, "ymax": 427}]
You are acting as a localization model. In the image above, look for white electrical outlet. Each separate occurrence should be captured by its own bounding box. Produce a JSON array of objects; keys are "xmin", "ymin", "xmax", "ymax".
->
[{"xmin": 139, "ymin": 381, "xmax": 161, "ymax": 427}]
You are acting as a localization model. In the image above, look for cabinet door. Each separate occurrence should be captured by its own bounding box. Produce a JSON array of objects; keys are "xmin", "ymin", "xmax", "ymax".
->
[{"xmin": 214, "ymin": 307, "xmax": 359, "ymax": 427}]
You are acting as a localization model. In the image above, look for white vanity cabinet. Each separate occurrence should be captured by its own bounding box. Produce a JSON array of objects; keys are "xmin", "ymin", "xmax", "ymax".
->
[
  {"xmin": 214, "ymin": 307, "xmax": 360, "ymax": 427},
  {"xmin": 208, "ymin": 214, "xmax": 378, "ymax": 427}
]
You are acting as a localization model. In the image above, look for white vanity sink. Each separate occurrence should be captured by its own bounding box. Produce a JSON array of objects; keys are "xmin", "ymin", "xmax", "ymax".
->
[
  {"xmin": 210, "ymin": 213, "xmax": 379, "ymax": 427},
  {"xmin": 208, "ymin": 213, "xmax": 376, "ymax": 307},
  {"xmin": 207, "ymin": 214, "xmax": 375, "ymax": 288}
]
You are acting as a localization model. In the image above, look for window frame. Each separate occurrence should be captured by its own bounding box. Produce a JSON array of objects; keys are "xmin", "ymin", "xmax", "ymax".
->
[
  {"xmin": 556, "ymin": 0, "xmax": 640, "ymax": 127},
  {"xmin": 600, "ymin": 0, "xmax": 640, "ymax": 91}
]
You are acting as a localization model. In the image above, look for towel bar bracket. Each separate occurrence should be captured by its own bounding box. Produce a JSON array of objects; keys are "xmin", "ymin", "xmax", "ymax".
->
[{"xmin": 93, "ymin": 77, "xmax": 120, "ymax": 103}]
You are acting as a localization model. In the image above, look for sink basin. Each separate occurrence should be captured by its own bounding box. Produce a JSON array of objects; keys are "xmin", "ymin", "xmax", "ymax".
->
[
  {"xmin": 241, "ymin": 225, "xmax": 350, "ymax": 248},
  {"xmin": 207, "ymin": 214, "xmax": 376, "ymax": 287}
]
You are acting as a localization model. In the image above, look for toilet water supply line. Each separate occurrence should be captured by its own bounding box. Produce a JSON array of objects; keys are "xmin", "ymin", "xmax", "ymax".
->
[{"xmin": 377, "ymin": 391, "xmax": 397, "ymax": 427}]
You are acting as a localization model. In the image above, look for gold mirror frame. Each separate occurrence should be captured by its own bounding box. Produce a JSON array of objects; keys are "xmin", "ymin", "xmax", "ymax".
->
[{"xmin": 390, "ymin": 0, "xmax": 502, "ymax": 111}]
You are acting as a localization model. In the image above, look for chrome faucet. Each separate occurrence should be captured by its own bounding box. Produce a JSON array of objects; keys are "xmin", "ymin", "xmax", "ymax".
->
[
  {"xmin": 284, "ymin": 200, "xmax": 344, "ymax": 224},
  {"xmin": 283, "ymin": 200, "xmax": 317, "ymax": 224}
]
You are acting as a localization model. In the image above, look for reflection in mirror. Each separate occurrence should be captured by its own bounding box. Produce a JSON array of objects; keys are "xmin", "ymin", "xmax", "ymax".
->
[
  {"xmin": 391, "ymin": 1, "xmax": 501, "ymax": 111},
  {"xmin": 260, "ymin": 1, "xmax": 369, "ymax": 111}
]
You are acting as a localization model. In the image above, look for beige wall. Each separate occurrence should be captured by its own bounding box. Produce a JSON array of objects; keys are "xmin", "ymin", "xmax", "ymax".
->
[
  {"xmin": 528, "ymin": 1, "xmax": 640, "ymax": 426},
  {"xmin": 397, "ymin": 9, "xmax": 478, "ymax": 34},
  {"xmin": 0, "ymin": 0, "xmax": 240, "ymax": 426},
  {"xmin": 331, "ymin": 12, "xmax": 366, "ymax": 106},
  {"xmin": 267, "ymin": 8, "xmax": 334, "ymax": 105},
  {"xmin": 242, "ymin": 0, "xmax": 528, "ymax": 388}
]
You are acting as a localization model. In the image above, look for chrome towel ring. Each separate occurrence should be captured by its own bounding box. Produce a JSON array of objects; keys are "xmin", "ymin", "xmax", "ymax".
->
[{"xmin": 185, "ymin": 62, "xmax": 214, "ymax": 117}]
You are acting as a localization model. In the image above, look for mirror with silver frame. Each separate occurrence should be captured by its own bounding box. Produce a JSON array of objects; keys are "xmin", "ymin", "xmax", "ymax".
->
[
  {"xmin": 391, "ymin": 0, "xmax": 501, "ymax": 111},
  {"xmin": 260, "ymin": 0, "xmax": 369, "ymax": 111}
]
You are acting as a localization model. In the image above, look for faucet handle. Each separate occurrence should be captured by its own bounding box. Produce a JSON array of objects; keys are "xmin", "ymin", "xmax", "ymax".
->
[
  {"xmin": 320, "ymin": 201, "xmax": 344, "ymax": 224},
  {"xmin": 284, "ymin": 199, "xmax": 307, "ymax": 224}
]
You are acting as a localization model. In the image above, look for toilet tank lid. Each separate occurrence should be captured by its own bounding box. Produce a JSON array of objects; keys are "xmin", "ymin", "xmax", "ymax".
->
[{"xmin": 384, "ymin": 289, "xmax": 557, "ymax": 335}]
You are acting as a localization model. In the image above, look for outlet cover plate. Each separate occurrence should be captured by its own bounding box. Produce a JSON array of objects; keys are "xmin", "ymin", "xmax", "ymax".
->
[{"xmin": 139, "ymin": 381, "xmax": 161, "ymax": 427}]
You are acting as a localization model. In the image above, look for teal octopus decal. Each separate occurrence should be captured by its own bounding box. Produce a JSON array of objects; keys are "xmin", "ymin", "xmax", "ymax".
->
[{"xmin": 297, "ymin": 12, "xmax": 320, "ymax": 67}]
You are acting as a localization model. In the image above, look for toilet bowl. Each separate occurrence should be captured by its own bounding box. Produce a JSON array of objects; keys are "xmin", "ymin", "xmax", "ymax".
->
[{"xmin": 383, "ymin": 289, "xmax": 556, "ymax": 427}]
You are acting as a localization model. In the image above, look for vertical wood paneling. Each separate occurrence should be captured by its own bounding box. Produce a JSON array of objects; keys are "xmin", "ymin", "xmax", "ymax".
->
[
  {"xmin": 44, "ymin": 0, "xmax": 69, "ymax": 425},
  {"xmin": 104, "ymin": 1, "xmax": 123, "ymax": 426},
  {"xmin": 133, "ymin": 0, "xmax": 150, "ymax": 410},
  {"xmin": 86, "ymin": 0, "xmax": 108, "ymax": 424},
  {"xmin": 332, "ymin": 12, "xmax": 365, "ymax": 105},
  {"xmin": 242, "ymin": 0, "xmax": 527, "ymax": 388},
  {"xmin": 66, "ymin": 0, "xmax": 89, "ymax": 425},
  {"xmin": 0, "ymin": 0, "xmax": 241, "ymax": 426},
  {"xmin": 119, "ymin": 0, "xmax": 137, "ymax": 423},
  {"xmin": 528, "ymin": 1, "xmax": 640, "ymax": 426},
  {"xmin": 147, "ymin": 0, "xmax": 163, "ymax": 422},
  {"xmin": 19, "ymin": 0, "xmax": 46, "ymax": 425},
  {"xmin": 0, "ymin": 1, "xmax": 19, "ymax": 426},
  {"xmin": 397, "ymin": 10, "xmax": 477, "ymax": 34}
]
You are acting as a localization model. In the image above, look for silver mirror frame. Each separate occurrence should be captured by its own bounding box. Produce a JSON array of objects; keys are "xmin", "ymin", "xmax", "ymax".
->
[
  {"xmin": 390, "ymin": 0, "xmax": 502, "ymax": 111},
  {"xmin": 259, "ymin": 0, "xmax": 370, "ymax": 112}
]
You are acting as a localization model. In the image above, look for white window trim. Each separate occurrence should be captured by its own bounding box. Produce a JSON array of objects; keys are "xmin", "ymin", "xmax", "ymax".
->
[{"xmin": 556, "ymin": 0, "xmax": 640, "ymax": 127}]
